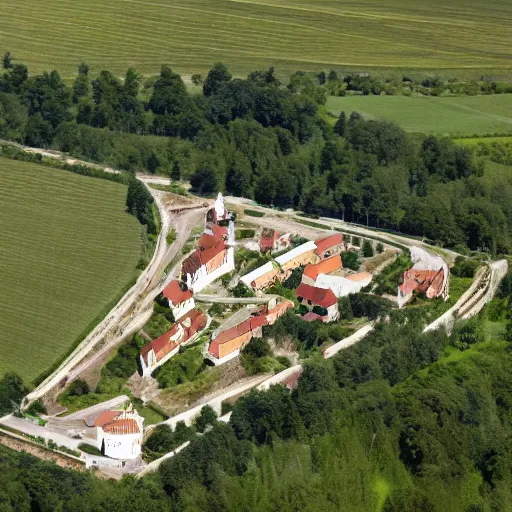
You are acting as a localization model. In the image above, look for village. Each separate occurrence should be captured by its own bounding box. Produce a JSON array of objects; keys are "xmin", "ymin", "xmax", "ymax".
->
[{"xmin": 0, "ymin": 190, "xmax": 468, "ymax": 475}]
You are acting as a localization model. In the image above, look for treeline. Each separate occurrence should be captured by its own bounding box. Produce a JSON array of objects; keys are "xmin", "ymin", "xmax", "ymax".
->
[
  {"xmin": 1, "ymin": 55, "xmax": 511, "ymax": 253},
  {"xmin": 289, "ymin": 69, "xmax": 512, "ymax": 97}
]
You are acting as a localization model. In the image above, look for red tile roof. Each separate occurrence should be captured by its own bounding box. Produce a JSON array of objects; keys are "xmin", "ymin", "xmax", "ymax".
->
[
  {"xmin": 140, "ymin": 309, "xmax": 207, "ymax": 364},
  {"xmin": 314, "ymin": 233, "xmax": 343, "ymax": 254},
  {"xmin": 303, "ymin": 254, "xmax": 342, "ymax": 281},
  {"xmin": 102, "ymin": 418, "xmax": 140, "ymax": 435},
  {"xmin": 93, "ymin": 411, "xmax": 120, "ymax": 427},
  {"xmin": 399, "ymin": 269, "xmax": 438, "ymax": 296},
  {"xmin": 162, "ymin": 280, "xmax": 193, "ymax": 305},
  {"xmin": 260, "ymin": 228, "xmax": 279, "ymax": 251},
  {"xmin": 295, "ymin": 283, "xmax": 338, "ymax": 308},
  {"xmin": 302, "ymin": 311, "xmax": 326, "ymax": 322},
  {"xmin": 182, "ymin": 237, "xmax": 226, "ymax": 276}
]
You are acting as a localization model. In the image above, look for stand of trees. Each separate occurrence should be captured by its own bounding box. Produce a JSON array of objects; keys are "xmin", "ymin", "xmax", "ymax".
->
[{"xmin": 1, "ymin": 54, "xmax": 511, "ymax": 253}]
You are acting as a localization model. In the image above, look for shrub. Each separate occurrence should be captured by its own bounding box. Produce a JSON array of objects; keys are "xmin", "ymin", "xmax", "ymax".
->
[
  {"xmin": 349, "ymin": 293, "xmax": 393, "ymax": 320},
  {"xmin": 244, "ymin": 208, "xmax": 265, "ymax": 217},
  {"xmin": 376, "ymin": 242, "xmax": 384, "ymax": 253},
  {"xmin": 26, "ymin": 400, "xmax": 47, "ymax": 416},
  {"xmin": 78, "ymin": 443, "xmax": 102, "ymax": 456},
  {"xmin": 194, "ymin": 406, "xmax": 217, "ymax": 433},
  {"xmin": 231, "ymin": 282, "xmax": 255, "ymax": 298},
  {"xmin": 341, "ymin": 251, "xmax": 360, "ymax": 270},
  {"xmin": 67, "ymin": 379, "xmax": 89, "ymax": 396},
  {"xmin": 362, "ymin": 239, "xmax": 374, "ymax": 257},
  {"xmin": 236, "ymin": 229, "xmax": 256, "ymax": 239},
  {"xmin": 351, "ymin": 236, "xmax": 361, "ymax": 247},
  {"xmin": 451, "ymin": 256, "xmax": 479, "ymax": 278},
  {"xmin": 166, "ymin": 228, "xmax": 177, "ymax": 244}
]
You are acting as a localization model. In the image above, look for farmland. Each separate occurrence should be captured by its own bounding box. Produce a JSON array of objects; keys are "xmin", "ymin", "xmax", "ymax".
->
[
  {"xmin": 0, "ymin": 158, "xmax": 142, "ymax": 383},
  {"xmin": 326, "ymin": 94, "xmax": 512, "ymax": 136},
  {"xmin": 1, "ymin": 0, "xmax": 512, "ymax": 78}
]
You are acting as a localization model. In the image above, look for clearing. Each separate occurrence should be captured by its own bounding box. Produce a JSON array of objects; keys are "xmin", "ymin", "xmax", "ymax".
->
[
  {"xmin": 1, "ymin": 0, "xmax": 512, "ymax": 77},
  {"xmin": 0, "ymin": 158, "xmax": 142, "ymax": 384},
  {"xmin": 326, "ymin": 94, "xmax": 512, "ymax": 136}
]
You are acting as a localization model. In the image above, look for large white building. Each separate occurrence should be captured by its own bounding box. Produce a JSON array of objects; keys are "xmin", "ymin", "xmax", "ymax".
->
[{"xmin": 87, "ymin": 405, "xmax": 144, "ymax": 460}]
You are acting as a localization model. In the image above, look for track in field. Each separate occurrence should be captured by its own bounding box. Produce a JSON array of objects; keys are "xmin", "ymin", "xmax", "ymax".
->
[
  {"xmin": 1, "ymin": 0, "xmax": 512, "ymax": 77},
  {"xmin": 0, "ymin": 158, "xmax": 142, "ymax": 383}
]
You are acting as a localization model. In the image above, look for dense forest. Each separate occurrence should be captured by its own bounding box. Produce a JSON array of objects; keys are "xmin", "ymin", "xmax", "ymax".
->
[
  {"xmin": 2, "ymin": 285, "xmax": 512, "ymax": 511},
  {"xmin": 1, "ymin": 55, "xmax": 511, "ymax": 254}
]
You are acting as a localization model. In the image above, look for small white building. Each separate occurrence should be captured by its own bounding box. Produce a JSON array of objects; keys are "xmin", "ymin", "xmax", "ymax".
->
[
  {"xmin": 315, "ymin": 272, "xmax": 373, "ymax": 298},
  {"xmin": 162, "ymin": 280, "xmax": 195, "ymax": 320},
  {"xmin": 88, "ymin": 405, "xmax": 144, "ymax": 460}
]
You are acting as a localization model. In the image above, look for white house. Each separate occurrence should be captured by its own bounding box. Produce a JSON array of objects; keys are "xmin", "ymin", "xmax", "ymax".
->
[
  {"xmin": 315, "ymin": 272, "xmax": 373, "ymax": 297},
  {"xmin": 162, "ymin": 280, "xmax": 195, "ymax": 320},
  {"xmin": 89, "ymin": 405, "xmax": 144, "ymax": 460},
  {"xmin": 140, "ymin": 309, "xmax": 207, "ymax": 376}
]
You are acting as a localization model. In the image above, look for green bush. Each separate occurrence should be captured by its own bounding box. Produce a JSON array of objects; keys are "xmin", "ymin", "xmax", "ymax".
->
[
  {"xmin": 349, "ymin": 293, "xmax": 393, "ymax": 320},
  {"xmin": 194, "ymin": 406, "xmax": 217, "ymax": 433},
  {"xmin": 166, "ymin": 228, "xmax": 177, "ymax": 244},
  {"xmin": 341, "ymin": 251, "xmax": 360, "ymax": 270},
  {"xmin": 451, "ymin": 256, "xmax": 479, "ymax": 278},
  {"xmin": 236, "ymin": 229, "xmax": 256, "ymax": 238},
  {"xmin": 153, "ymin": 345, "xmax": 205, "ymax": 388},
  {"xmin": 376, "ymin": 242, "xmax": 384, "ymax": 253},
  {"xmin": 78, "ymin": 443, "xmax": 102, "ymax": 456},
  {"xmin": 244, "ymin": 209, "xmax": 265, "ymax": 217},
  {"xmin": 231, "ymin": 282, "xmax": 255, "ymax": 298},
  {"xmin": 67, "ymin": 379, "xmax": 89, "ymax": 396},
  {"xmin": 362, "ymin": 239, "xmax": 374, "ymax": 257}
]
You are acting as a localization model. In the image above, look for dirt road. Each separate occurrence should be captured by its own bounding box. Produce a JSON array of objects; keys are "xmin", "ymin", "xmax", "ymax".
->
[{"xmin": 22, "ymin": 154, "xmax": 206, "ymax": 407}]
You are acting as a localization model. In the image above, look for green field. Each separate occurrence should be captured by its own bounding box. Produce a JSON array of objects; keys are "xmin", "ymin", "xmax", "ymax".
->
[
  {"xmin": 0, "ymin": 158, "xmax": 142, "ymax": 383},
  {"xmin": 326, "ymin": 94, "xmax": 512, "ymax": 136},
  {"xmin": 1, "ymin": 0, "xmax": 512, "ymax": 78}
]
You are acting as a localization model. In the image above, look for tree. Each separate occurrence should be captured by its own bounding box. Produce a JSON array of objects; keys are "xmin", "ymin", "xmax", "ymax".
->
[
  {"xmin": 171, "ymin": 159, "xmax": 181, "ymax": 181},
  {"xmin": 203, "ymin": 62, "xmax": 232, "ymax": 96},
  {"xmin": 2, "ymin": 51, "xmax": 12, "ymax": 69},
  {"xmin": 341, "ymin": 250, "xmax": 360, "ymax": 270},
  {"xmin": 334, "ymin": 111, "xmax": 346, "ymax": 136},
  {"xmin": 191, "ymin": 73, "xmax": 203, "ymax": 85},
  {"xmin": 194, "ymin": 406, "xmax": 217, "ymax": 433},
  {"xmin": 72, "ymin": 63, "xmax": 90, "ymax": 103},
  {"xmin": 126, "ymin": 177, "xmax": 156, "ymax": 233},
  {"xmin": 362, "ymin": 239, "xmax": 374, "ymax": 257},
  {"xmin": 0, "ymin": 373, "xmax": 27, "ymax": 415},
  {"xmin": 376, "ymin": 242, "xmax": 384, "ymax": 253},
  {"xmin": 67, "ymin": 379, "xmax": 89, "ymax": 396}
]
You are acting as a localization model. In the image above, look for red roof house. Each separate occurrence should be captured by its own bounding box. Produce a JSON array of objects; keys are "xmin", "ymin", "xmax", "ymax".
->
[
  {"xmin": 314, "ymin": 233, "xmax": 344, "ymax": 259},
  {"xmin": 296, "ymin": 283, "xmax": 339, "ymax": 322},
  {"xmin": 260, "ymin": 228, "xmax": 279, "ymax": 253},
  {"xmin": 140, "ymin": 309, "xmax": 207, "ymax": 375},
  {"xmin": 303, "ymin": 254, "xmax": 342, "ymax": 283},
  {"xmin": 162, "ymin": 280, "xmax": 193, "ymax": 305}
]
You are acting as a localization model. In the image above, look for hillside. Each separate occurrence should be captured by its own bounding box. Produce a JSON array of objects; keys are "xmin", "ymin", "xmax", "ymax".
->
[
  {"xmin": 0, "ymin": 158, "xmax": 142, "ymax": 383},
  {"xmin": 2, "ymin": 0, "xmax": 512, "ymax": 78}
]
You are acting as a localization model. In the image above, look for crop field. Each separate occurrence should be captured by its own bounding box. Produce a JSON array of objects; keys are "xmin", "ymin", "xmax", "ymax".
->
[
  {"xmin": 1, "ymin": 0, "xmax": 512, "ymax": 78},
  {"xmin": 326, "ymin": 94, "xmax": 512, "ymax": 136},
  {"xmin": 0, "ymin": 158, "xmax": 142, "ymax": 384}
]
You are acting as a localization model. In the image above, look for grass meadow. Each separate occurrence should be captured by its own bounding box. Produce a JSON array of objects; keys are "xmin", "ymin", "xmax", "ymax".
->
[
  {"xmin": 1, "ymin": 0, "xmax": 512, "ymax": 78},
  {"xmin": 326, "ymin": 94, "xmax": 512, "ymax": 136},
  {"xmin": 0, "ymin": 158, "xmax": 142, "ymax": 384}
]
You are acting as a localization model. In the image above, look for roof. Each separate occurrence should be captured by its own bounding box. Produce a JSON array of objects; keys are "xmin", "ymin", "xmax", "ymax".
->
[
  {"xmin": 314, "ymin": 233, "xmax": 343, "ymax": 254},
  {"xmin": 295, "ymin": 283, "xmax": 338, "ymax": 308},
  {"xmin": 240, "ymin": 261, "xmax": 276, "ymax": 287},
  {"xmin": 141, "ymin": 309, "xmax": 207, "ymax": 364},
  {"xmin": 93, "ymin": 411, "xmax": 120, "ymax": 427},
  {"xmin": 260, "ymin": 228, "xmax": 279, "ymax": 251},
  {"xmin": 211, "ymin": 223, "xmax": 228, "ymax": 239},
  {"xmin": 399, "ymin": 269, "xmax": 438, "ymax": 296},
  {"xmin": 208, "ymin": 318, "xmax": 254, "ymax": 358},
  {"xmin": 275, "ymin": 241, "xmax": 317, "ymax": 266},
  {"xmin": 182, "ymin": 237, "xmax": 226, "ymax": 276},
  {"xmin": 162, "ymin": 280, "xmax": 193, "ymax": 305},
  {"xmin": 303, "ymin": 255, "xmax": 342, "ymax": 281},
  {"xmin": 345, "ymin": 272, "xmax": 373, "ymax": 283},
  {"xmin": 102, "ymin": 418, "xmax": 140, "ymax": 435}
]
